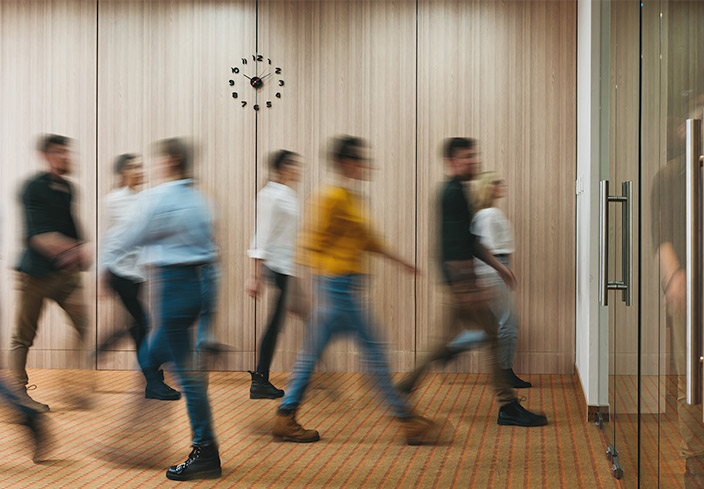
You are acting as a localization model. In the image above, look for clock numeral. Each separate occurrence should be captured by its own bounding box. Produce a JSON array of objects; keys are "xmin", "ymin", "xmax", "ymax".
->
[
  {"xmin": 266, "ymin": 101, "xmax": 272, "ymax": 108},
  {"xmin": 228, "ymin": 80, "xmax": 235, "ymax": 86},
  {"xmin": 252, "ymin": 54, "xmax": 256, "ymax": 62},
  {"xmin": 268, "ymin": 58, "xmax": 272, "ymax": 65},
  {"xmin": 275, "ymin": 92, "xmax": 281, "ymax": 98},
  {"xmin": 253, "ymin": 104, "xmax": 260, "ymax": 111},
  {"xmin": 241, "ymin": 58, "xmax": 247, "ymax": 64},
  {"xmin": 275, "ymin": 67, "xmax": 282, "ymax": 75},
  {"xmin": 241, "ymin": 101, "xmax": 247, "ymax": 107},
  {"xmin": 232, "ymin": 67, "xmax": 240, "ymax": 74},
  {"xmin": 232, "ymin": 92, "xmax": 238, "ymax": 99},
  {"xmin": 256, "ymin": 55, "xmax": 264, "ymax": 62},
  {"xmin": 278, "ymin": 80, "xmax": 285, "ymax": 87}
]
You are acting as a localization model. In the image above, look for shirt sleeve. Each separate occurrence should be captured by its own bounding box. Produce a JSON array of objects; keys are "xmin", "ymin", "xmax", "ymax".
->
[{"xmin": 248, "ymin": 189, "xmax": 277, "ymax": 261}]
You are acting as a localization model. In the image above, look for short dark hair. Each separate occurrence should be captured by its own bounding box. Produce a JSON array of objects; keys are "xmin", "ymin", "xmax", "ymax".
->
[
  {"xmin": 158, "ymin": 138, "xmax": 192, "ymax": 175},
  {"xmin": 114, "ymin": 153, "xmax": 137, "ymax": 175},
  {"xmin": 269, "ymin": 150, "xmax": 298, "ymax": 172},
  {"xmin": 442, "ymin": 137, "xmax": 476, "ymax": 159},
  {"xmin": 37, "ymin": 134, "xmax": 70, "ymax": 153},
  {"xmin": 331, "ymin": 135, "xmax": 367, "ymax": 163}
]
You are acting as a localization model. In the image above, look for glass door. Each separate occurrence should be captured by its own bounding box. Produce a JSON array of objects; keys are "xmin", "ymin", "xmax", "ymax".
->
[{"xmin": 602, "ymin": 0, "xmax": 704, "ymax": 486}]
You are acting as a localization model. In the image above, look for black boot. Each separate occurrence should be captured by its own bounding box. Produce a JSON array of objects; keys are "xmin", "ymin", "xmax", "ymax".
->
[
  {"xmin": 20, "ymin": 408, "xmax": 49, "ymax": 463},
  {"xmin": 166, "ymin": 444, "xmax": 221, "ymax": 481},
  {"xmin": 497, "ymin": 400, "xmax": 548, "ymax": 427},
  {"xmin": 504, "ymin": 368, "xmax": 532, "ymax": 388},
  {"xmin": 145, "ymin": 369, "xmax": 181, "ymax": 401},
  {"xmin": 249, "ymin": 371, "xmax": 284, "ymax": 399}
]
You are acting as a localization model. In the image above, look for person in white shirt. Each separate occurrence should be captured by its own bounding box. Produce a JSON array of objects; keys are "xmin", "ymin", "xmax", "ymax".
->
[
  {"xmin": 470, "ymin": 171, "xmax": 531, "ymax": 388},
  {"xmin": 245, "ymin": 150, "xmax": 301, "ymax": 399},
  {"xmin": 99, "ymin": 153, "xmax": 179, "ymax": 399}
]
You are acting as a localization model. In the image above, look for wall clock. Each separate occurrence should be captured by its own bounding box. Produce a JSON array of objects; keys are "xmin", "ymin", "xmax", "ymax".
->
[{"xmin": 228, "ymin": 54, "xmax": 284, "ymax": 111}]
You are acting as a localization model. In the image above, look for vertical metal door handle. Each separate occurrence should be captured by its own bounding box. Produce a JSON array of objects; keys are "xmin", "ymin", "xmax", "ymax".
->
[
  {"xmin": 600, "ymin": 180, "xmax": 610, "ymax": 307},
  {"xmin": 686, "ymin": 118, "xmax": 702, "ymax": 405},
  {"xmin": 622, "ymin": 181, "xmax": 633, "ymax": 306},
  {"xmin": 599, "ymin": 180, "xmax": 632, "ymax": 308}
]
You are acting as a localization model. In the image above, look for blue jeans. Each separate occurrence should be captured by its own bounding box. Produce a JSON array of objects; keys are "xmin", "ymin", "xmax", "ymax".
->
[
  {"xmin": 142, "ymin": 266, "xmax": 216, "ymax": 446},
  {"xmin": 196, "ymin": 263, "xmax": 220, "ymax": 351},
  {"xmin": 280, "ymin": 274, "xmax": 409, "ymax": 418}
]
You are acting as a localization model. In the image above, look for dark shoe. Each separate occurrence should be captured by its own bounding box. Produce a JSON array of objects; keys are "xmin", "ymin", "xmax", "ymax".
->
[
  {"xmin": 272, "ymin": 410, "xmax": 320, "ymax": 442},
  {"xmin": 145, "ymin": 370, "xmax": 181, "ymax": 401},
  {"xmin": 20, "ymin": 409, "xmax": 50, "ymax": 463},
  {"xmin": 497, "ymin": 400, "xmax": 548, "ymax": 427},
  {"xmin": 18, "ymin": 385, "xmax": 50, "ymax": 413},
  {"xmin": 399, "ymin": 414, "xmax": 441, "ymax": 445},
  {"xmin": 166, "ymin": 444, "xmax": 221, "ymax": 481},
  {"xmin": 249, "ymin": 371, "xmax": 284, "ymax": 399},
  {"xmin": 504, "ymin": 368, "xmax": 532, "ymax": 389}
]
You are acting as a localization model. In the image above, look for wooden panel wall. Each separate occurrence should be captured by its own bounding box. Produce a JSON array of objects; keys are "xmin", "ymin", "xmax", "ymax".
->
[
  {"xmin": 1, "ymin": 0, "xmax": 577, "ymax": 375},
  {"xmin": 0, "ymin": 0, "xmax": 97, "ymax": 370}
]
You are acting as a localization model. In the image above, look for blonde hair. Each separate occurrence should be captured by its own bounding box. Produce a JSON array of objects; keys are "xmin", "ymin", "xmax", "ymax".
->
[{"xmin": 473, "ymin": 171, "xmax": 500, "ymax": 210}]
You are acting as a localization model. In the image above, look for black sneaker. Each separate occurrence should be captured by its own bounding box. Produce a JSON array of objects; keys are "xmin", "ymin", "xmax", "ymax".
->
[
  {"xmin": 497, "ymin": 400, "xmax": 548, "ymax": 427},
  {"xmin": 18, "ymin": 385, "xmax": 50, "ymax": 413},
  {"xmin": 249, "ymin": 371, "xmax": 284, "ymax": 399},
  {"xmin": 166, "ymin": 444, "xmax": 222, "ymax": 481}
]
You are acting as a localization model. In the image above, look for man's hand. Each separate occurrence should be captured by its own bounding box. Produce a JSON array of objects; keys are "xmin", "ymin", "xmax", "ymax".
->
[
  {"xmin": 245, "ymin": 275, "xmax": 260, "ymax": 298},
  {"xmin": 665, "ymin": 268, "xmax": 686, "ymax": 315}
]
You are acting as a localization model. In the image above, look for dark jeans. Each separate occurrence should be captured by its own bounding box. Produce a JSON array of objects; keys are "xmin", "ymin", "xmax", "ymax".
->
[
  {"xmin": 97, "ymin": 271, "xmax": 149, "ymax": 370},
  {"xmin": 256, "ymin": 268, "xmax": 289, "ymax": 378},
  {"xmin": 141, "ymin": 266, "xmax": 216, "ymax": 446}
]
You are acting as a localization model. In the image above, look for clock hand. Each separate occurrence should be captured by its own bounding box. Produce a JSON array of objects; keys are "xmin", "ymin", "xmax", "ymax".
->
[
  {"xmin": 243, "ymin": 74, "xmax": 252, "ymax": 80},
  {"xmin": 259, "ymin": 73, "xmax": 272, "ymax": 80}
]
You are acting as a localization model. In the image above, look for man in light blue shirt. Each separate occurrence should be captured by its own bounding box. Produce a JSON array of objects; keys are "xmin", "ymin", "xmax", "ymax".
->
[{"xmin": 101, "ymin": 138, "xmax": 221, "ymax": 481}]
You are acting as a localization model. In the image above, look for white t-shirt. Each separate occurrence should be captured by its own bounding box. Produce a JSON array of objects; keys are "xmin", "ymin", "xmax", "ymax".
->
[
  {"xmin": 102, "ymin": 186, "xmax": 146, "ymax": 282},
  {"xmin": 248, "ymin": 181, "xmax": 299, "ymax": 276},
  {"xmin": 471, "ymin": 207, "xmax": 515, "ymax": 278}
]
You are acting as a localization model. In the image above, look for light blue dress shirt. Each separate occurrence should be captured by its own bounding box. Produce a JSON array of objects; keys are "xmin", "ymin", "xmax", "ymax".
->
[{"xmin": 101, "ymin": 179, "xmax": 216, "ymax": 270}]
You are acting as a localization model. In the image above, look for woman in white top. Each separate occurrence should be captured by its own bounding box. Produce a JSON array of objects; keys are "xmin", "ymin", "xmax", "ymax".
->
[
  {"xmin": 246, "ymin": 150, "xmax": 301, "ymax": 399},
  {"xmin": 471, "ymin": 172, "xmax": 531, "ymax": 388}
]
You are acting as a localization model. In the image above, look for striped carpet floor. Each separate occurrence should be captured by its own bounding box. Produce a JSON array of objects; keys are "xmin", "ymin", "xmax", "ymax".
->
[{"xmin": 0, "ymin": 370, "xmax": 624, "ymax": 488}]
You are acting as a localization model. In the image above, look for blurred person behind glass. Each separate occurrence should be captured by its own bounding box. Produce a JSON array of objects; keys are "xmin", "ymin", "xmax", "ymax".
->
[
  {"xmin": 470, "ymin": 171, "xmax": 531, "ymax": 388},
  {"xmin": 272, "ymin": 136, "xmax": 439, "ymax": 446},
  {"xmin": 10, "ymin": 134, "xmax": 91, "ymax": 412},
  {"xmin": 97, "ymin": 153, "xmax": 179, "ymax": 399},
  {"xmin": 651, "ymin": 101, "xmax": 704, "ymax": 487},
  {"xmin": 102, "ymin": 138, "xmax": 220, "ymax": 481},
  {"xmin": 246, "ymin": 150, "xmax": 302, "ymax": 399}
]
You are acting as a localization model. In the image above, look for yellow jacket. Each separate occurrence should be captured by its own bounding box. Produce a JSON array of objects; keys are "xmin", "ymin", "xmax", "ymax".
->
[{"xmin": 297, "ymin": 185, "xmax": 384, "ymax": 276}]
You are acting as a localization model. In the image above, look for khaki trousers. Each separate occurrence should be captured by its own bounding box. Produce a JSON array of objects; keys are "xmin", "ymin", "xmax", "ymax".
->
[
  {"xmin": 407, "ymin": 289, "xmax": 517, "ymax": 406},
  {"xmin": 10, "ymin": 270, "xmax": 87, "ymax": 387}
]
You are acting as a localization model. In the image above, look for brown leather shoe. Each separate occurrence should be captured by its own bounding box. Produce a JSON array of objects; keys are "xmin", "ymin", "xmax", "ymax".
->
[
  {"xmin": 400, "ymin": 415, "xmax": 440, "ymax": 445},
  {"xmin": 272, "ymin": 411, "xmax": 320, "ymax": 443}
]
